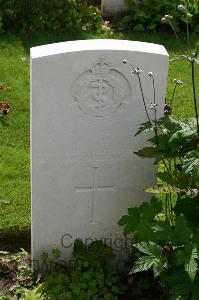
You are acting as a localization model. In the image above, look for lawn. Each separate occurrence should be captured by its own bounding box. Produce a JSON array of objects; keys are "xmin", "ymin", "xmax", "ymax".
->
[{"xmin": 0, "ymin": 31, "xmax": 198, "ymax": 239}]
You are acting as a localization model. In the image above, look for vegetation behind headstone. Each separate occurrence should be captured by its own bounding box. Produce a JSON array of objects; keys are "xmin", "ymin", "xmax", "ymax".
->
[
  {"xmin": 120, "ymin": 0, "xmax": 199, "ymax": 32},
  {"xmin": 0, "ymin": 0, "xmax": 102, "ymax": 35}
]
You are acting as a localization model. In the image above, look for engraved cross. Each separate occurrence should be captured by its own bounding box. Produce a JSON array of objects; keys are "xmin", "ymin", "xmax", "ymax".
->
[{"xmin": 75, "ymin": 167, "xmax": 115, "ymax": 224}]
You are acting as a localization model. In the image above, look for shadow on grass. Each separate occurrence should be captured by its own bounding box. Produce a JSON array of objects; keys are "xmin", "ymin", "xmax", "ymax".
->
[
  {"xmin": 0, "ymin": 116, "xmax": 9, "ymax": 127},
  {"xmin": 1, "ymin": 30, "xmax": 198, "ymax": 56},
  {"xmin": 0, "ymin": 230, "xmax": 30, "ymax": 252},
  {"xmin": 12, "ymin": 30, "xmax": 199, "ymax": 56}
]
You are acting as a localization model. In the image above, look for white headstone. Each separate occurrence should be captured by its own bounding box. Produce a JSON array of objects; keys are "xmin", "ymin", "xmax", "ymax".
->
[
  {"xmin": 101, "ymin": 0, "xmax": 128, "ymax": 16},
  {"xmin": 31, "ymin": 39, "xmax": 168, "ymax": 264}
]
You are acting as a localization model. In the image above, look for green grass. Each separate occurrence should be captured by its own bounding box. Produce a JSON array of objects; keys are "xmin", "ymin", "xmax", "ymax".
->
[{"xmin": 0, "ymin": 31, "xmax": 198, "ymax": 234}]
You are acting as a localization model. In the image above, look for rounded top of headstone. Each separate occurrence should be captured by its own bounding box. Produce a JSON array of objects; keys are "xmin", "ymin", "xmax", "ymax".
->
[{"xmin": 30, "ymin": 39, "xmax": 168, "ymax": 60}]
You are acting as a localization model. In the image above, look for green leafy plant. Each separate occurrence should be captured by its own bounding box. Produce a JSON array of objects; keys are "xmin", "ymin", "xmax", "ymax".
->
[
  {"xmin": 0, "ymin": 0, "xmax": 102, "ymax": 35},
  {"xmin": 119, "ymin": 4, "xmax": 199, "ymax": 299},
  {"xmin": 0, "ymin": 242, "xmax": 126, "ymax": 299},
  {"xmin": 23, "ymin": 284, "xmax": 43, "ymax": 300},
  {"xmin": 41, "ymin": 240, "xmax": 125, "ymax": 300},
  {"xmin": 120, "ymin": 0, "xmax": 199, "ymax": 33}
]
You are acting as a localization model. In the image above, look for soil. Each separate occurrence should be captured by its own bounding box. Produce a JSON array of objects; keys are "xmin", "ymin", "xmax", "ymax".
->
[
  {"xmin": 0, "ymin": 257, "xmax": 19, "ymax": 291},
  {"xmin": 0, "ymin": 271, "xmax": 17, "ymax": 291}
]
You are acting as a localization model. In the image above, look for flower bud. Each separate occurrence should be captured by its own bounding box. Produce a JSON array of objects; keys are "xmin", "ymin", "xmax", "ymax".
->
[
  {"xmin": 177, "ymin": 4, "xmax": 187, "ymax": 13},
  {"xmin": 161, "ymin": 17, "xmax": 167, "ymax": 23},
  {"xmin": 174, "ymin": 79, "xmax": 183, "ymax": 85},
  {"xmin": 148, "ymin": 72, "xmax": 153, "ymax": 77},
  {"xmin": 132, "ymin": 68, "xmax": 143, "ymax": 75},
  {"xmin": 165, "ymin": 14, "xmax": 173, "ymax": 20},
  {"xmin": 164, "ymin": 104, "xmax": 172, "ymax": 116}
]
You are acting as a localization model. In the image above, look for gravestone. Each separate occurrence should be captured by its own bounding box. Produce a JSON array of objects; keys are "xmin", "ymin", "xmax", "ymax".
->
[
  {"xmin": 101, "ymin": 0, "xmax": 128, "ymax": 16},
  {"xmin": 31, "ymin": 39, "xmax": 169, "ymax": 264},
  {"xmin": 101, "ymin": 0, "xmax": 140, "ymax": 16}
]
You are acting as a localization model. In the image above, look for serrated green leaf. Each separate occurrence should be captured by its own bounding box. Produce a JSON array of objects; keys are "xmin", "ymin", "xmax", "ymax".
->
[
  {"xmin": 182, "ymin": 150, "xmax": 199, "ymax": 187},
  {"xmin": 153, "ymin": 256, "xmax": 168, "ymax": 278},
  {"xmin": 131, "ymin": 255, "xmax": 154, "ymax": 273},
  {"xmin": 134, "ymin": 241, "xmax": 161, "ymax": 257},
  {"xmin": 135, "ymin": 121, "xmax": 154, "ymax": 136},
  {"xmin": 168, "ymin": 118, "xmax": 198, "ymax": 150},
  {"xmin": 139, "ymin": 199, "xmax": 162, "ymax": 222},
  {"xmin": 128, "ymin": 206, "xmax": 140, "ymax": 216},
  {"xmin": 172, "ymin": 249, "xmax": 187, "ymax": 266},
  {"xmin": 173, "ymin": 215, "xmax": 193, "ymax": 245},
  {"xmin": 118, "ymin": 208, "xmax": 140, "ymax": 235},
  {"xmin": 160, "ymin": 269, "xmax": 192, "ymax": 300},
  {"xmin": 174, "ymin": 197, "xmax": 199, "ymax": 228},
  {"xmin": 24, "ymin": 284, "xmax": 43, "ymax": 300},
  {"xmin": 119, "ymin": 198, "xmax": 162, "ymax": 240},
  {"xmin": 184, "ymin": 244, "xmax": 198, "ymax": 281},
  {"xmin": 118, "ymin": 215, "xmax": 128, "ymax": 226},
  {"xmin": 191, "ymin": 273, "xmax": 199, "ymax": 300},
  {"xmin": 135, "ymin": 223, "xmax": 156, "ymax": 242},
  {"xmin": 157, "ymin": 171, "xmax": 177, "ymax": 186},
  {"xmin": 151, "ymin": 222, "xmax": 173, "ymax": 241},
  {"xmin": 132, "ymin": 242, "xmax": 167, "ymax": 278}
]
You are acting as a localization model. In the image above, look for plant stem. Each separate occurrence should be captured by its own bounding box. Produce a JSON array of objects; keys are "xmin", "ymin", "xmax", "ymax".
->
[
  {"xmin": 186, "ymin": 20, "xmax": 191, "ymax": 55},
  {"xmin": 152, "ymin": 76, "xmax": 159, "ymax": 146},
  {"xmin": 170, "ymin": 83, "xmax": 177, "ymax": 105},
  {"xmin": 137, "ymin": 74, "xmax": 152, "ymax": 124},
  {"xmin": 195, "ymin": 45, "xmax": 199, "ymax": 58},
  {"xmin": 165, "ymin": 194, "xmax": 168, "ymax": 222},
  {"xmin": 168, "ymin": 20, "xmax": 189, "ymax": 59},
  {"xmin": 169, "ymin": 192, "xmax": 174, "ymax": 226},
  {"xmin": 162, "ymin": 159, "xmax": 170, "ymax": 173},
  {"xmin": 191, "ymin": 60, "xmax": 199, "ymax": 135}
]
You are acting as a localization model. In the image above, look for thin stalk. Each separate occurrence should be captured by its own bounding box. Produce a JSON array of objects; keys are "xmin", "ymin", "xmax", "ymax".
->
[
  {"xmin": 168, "ymin": 159, "xmax": 172, "ymax": 172},
  {"xmin": 186, "ymin": 19, "xmax": 191, "ymax": 55},
  {"xmin": 137, "ymin": 74, "xmax": 152, "ymax": 124},
  {"xmin": 170, "ymin": 83, "xmax": 177, "ymax": 105},
  {"xmin": 179, "ymin": 156, "xmax": 183, "ymax": 164},
  {"xmin": 126, "ymin": 61, "xmax": 152, "ymax": 124},
  {"xmin": 165, "ymin": 194, "xmax": 168, "ymax": 222},
  {"xmin": 168, "ymin": 20, "xmax": 189, "ymax": 59},
  {"xmin": 156, "ymin": 214, "xmax": 161, "ymax": 221},
  {"xmin": 169, "ymin": 192, "xmax": 174, "ymax": 226},
  {"xmin": 191, "ymin": 60, "xmax": 199, "ymax": 135},
  {"xmin": 151, "ymin": 75, "xmax": 159, "ymax": 146},
  {"xmin": 174, "ymin": 157, "xmax": 176, "ymax": 169},
  {"xmin": 162, "ymin": 159, "xmax": 170, "ymax": 173},
  {"xmin": 195, "ymin": 45, "xmax": 199, "ymax": 58}
]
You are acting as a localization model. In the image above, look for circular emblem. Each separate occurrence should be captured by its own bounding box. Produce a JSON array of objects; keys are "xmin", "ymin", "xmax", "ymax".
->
[{"xmin": 73, "ymin": 58, "xmax": 131, "ymax": 117}]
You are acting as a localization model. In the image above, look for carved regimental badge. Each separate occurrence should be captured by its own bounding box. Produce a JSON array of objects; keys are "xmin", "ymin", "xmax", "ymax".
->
[{"xmin": 73, "ymin": 58, "xmax": 131, "ymax": 117}]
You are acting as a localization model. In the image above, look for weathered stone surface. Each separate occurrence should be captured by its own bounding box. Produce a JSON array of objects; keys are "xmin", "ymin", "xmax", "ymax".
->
[{"xmin": 31, "ymin": 39, "xmax": 169, "ymax": 263}]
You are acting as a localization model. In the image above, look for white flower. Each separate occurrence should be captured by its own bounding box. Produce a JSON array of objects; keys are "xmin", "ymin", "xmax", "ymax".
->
[
  {"xmin": 132, "ymin": 68, "xmax": 143, "ymax": 75},
  {"xmin": 161, "ymin": 17, "xmax": 167, "ymax": 23},
  {"xmin": 148, "ymin": 72, "xmax": 153, "ymax": 77},
  {"xmin": 174, "ymin": 79, "xmax": 183, "ymax": 85},
  {"xmin": 164, "ymin": 14, "xmax": 173, "ymax": 20},
  {"xmin": 177, "ymin": 4, "xmax": 187, "ymax": 13}
]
